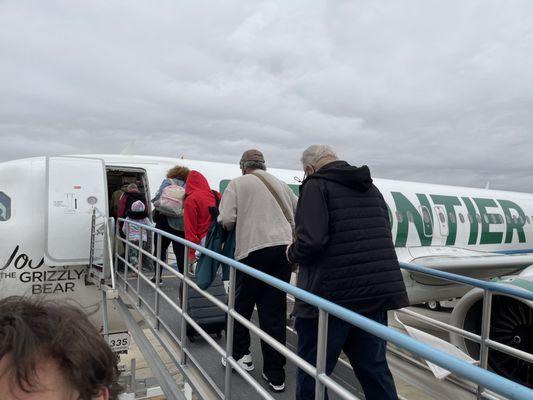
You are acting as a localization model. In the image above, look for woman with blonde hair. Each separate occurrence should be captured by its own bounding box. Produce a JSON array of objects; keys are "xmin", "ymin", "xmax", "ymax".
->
[{"xmin": 151, "ymin": 165, "xmax": 190, "ymax": 284}]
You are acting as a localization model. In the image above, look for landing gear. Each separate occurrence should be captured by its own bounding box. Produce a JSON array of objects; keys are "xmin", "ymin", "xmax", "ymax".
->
[{"xmin": 426, "ymin": 300, "xmax": 442, "ymax": 311}]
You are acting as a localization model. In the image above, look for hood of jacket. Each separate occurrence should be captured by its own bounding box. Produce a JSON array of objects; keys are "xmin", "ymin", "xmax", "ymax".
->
[
  {"xmin": 185, "ymin": 170, "xmax": 211, "ymax": 196},
  {"xmin": 306, "ymin": 160, "xmax": 373, "ymax": 192}
]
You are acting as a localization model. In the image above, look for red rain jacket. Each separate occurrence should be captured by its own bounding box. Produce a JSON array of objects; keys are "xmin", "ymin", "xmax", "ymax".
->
[{"xmin": 183, "ymin": 170, "xmax": 221, "ymax": 260}]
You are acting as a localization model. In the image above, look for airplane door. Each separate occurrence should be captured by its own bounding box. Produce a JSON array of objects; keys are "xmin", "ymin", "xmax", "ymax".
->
[
  {"xmin": 45, "ymin": 157, "xmax": 108, "ymax": 266},
  {"xmin": 434, "ymin": 205, "xmax": 449, "ymax": 237}
]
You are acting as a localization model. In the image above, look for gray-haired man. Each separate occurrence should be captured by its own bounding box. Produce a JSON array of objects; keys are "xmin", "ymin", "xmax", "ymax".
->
[
  {"xmin": 218, "ymin": 149, "xmax": 298, "ymax": 392},
  {"xmin": 288, "ymin": 144, "xmax": 408, "ymax": 400}
]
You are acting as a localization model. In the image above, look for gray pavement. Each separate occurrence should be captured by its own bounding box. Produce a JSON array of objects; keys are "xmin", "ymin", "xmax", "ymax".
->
[{"xmin": 131, "ymin": 272, "xmax": 365, "ymax": 400}]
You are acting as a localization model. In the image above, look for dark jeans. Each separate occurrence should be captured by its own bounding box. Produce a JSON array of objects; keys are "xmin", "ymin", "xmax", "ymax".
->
[
  {"xmin": 295, "ymin": 311, "xmax": 398, "ymax": 400},
  {"xmin": 233, "ymin": 245, "xmax": 292, "ymax": 385},
  {"xmin": 153, "ymin": 215, "xmax": 184, "ymax": 275}
]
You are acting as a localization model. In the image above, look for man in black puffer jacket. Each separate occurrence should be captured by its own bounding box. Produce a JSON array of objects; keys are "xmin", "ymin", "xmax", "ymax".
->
[{"xmin": 287, "ymin": 144, "xmax": 408, "ymax": 400}]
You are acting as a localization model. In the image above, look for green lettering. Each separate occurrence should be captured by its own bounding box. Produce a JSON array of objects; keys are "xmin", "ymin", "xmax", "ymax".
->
[
  {"xmin": 431, "ymin": 195, "xmax": 461, "ymax": 246},
  {"xmin": 219, "ymin": 180, "xmax": 230, "ymax": 193},
  {"xmin": 386, "ymin": 203, "xmax": 393, "ymax": 231},
  {"xmin": 461, "ymin": 197, "xmax": 479, "ymax": 245},
  {"xmin": 392, "ymin": 192, "xmax": 432, "ymax": 247},
  {"xmin": 497, "ymin": 199, "xmax": 526, "ymax": 243},
  {"xmin": 473, "ymin": 198, "xmax": 503, "ymax": 245}
]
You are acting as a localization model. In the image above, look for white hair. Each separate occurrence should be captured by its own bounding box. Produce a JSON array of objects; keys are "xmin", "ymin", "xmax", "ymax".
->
[{"xmin": 300, "ymin": 144, "xmax": 338, "ymax": 167}]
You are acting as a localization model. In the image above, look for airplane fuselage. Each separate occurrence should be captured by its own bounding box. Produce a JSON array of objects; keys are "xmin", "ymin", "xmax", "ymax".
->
[{"xmin": 1, "ymin": 154, "xmax": 532, "ymax": 315}]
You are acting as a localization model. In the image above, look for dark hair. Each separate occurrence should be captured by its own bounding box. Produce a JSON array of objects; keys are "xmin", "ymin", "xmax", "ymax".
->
[
  {"xmin": 241, "ymin": 160, "xmax": 266, "ymax": 171},
  {"xmin": 0, "ymin": 296, "xmax": 121, "ymax": 399},
  {"xmin": 166, "ymin": 165, "xmax": 190, "ymax": 181}
]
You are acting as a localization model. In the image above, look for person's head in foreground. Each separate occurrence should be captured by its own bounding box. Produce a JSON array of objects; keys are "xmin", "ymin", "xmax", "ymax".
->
[{"xmin": 0, "ymin": 296, "xmax": 121, "ymax": 400}]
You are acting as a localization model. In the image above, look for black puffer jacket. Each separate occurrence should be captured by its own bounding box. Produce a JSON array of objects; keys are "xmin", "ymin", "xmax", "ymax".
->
[{"xmin": 288, "ymin": 161, "xmax": 408, "ymax": 318}]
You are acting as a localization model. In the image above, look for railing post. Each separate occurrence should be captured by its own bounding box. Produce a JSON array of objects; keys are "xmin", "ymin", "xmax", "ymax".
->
[
  {"xmin": 124, "ymin": 223, "xmax": 130, "ymax": 288},
  {"xmin": 477, "ymin": 289, "xmax": 493, "ymax": 399},
  {"xmin": 136, "ymin": 227, "xmax": 143, "ymax": 307},
  {"xmin": 154, "ymin": 232, "xmax": 162, "ymax": 331},
  {"xmin": 224, "ymin": 266, "xmax": 236, "ymax": 400},
  {"xmin": 315, "ymin": 309, "xmax": 329, "ymax": 400},
  {"xmin": 114, "ymin": 219, "xmax": 120, "ymax": 286},
  {"xmin": 101, "ymin": 289, "xmax": 109, "ymax": 338},
  {"xmin": 89, "ymin": 209, "xmax": 96, "ymax": 270},
  {"xmin": 180, "ymin": 248, "xmax": 190, "ymax": 365}
]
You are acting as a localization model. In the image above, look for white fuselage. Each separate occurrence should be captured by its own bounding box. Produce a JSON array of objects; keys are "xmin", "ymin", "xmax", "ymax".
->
[{"xmin": 1, "ymin": 154, "xmax": 532, "ymax": 327}]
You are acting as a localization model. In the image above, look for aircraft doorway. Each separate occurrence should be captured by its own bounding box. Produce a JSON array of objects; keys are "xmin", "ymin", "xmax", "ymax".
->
[{"xmin": 106, "ymin": 167, "xmax": 151, "ymax": 221}]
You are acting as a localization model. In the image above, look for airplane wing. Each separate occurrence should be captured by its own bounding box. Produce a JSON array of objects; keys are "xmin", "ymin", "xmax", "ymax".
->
[{"xmin": 406, "ymin": 247, "xmax": 533, "ymax": 285}]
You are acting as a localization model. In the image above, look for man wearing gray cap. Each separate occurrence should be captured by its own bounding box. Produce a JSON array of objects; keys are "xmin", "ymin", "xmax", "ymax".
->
[{"xmin": 218, "ymin": 149, "xmax": 298, "ymax": 392}]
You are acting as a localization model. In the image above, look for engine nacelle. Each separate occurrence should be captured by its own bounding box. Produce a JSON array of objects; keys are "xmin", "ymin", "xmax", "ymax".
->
[{"xmin": 450, "ymin": 286, "xmax": 533, "ymax": 388}]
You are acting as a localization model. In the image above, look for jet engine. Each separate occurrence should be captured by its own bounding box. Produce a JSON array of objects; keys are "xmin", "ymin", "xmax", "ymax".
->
[{"xmin": 450, "ymin": 281, "xmax": 533, "ymax": 388}]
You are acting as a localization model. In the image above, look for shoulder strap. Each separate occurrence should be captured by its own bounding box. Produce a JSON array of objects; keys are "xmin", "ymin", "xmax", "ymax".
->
[{"xmin": 251, "ymin": 172, "xmax": 294, "ymax": 228}]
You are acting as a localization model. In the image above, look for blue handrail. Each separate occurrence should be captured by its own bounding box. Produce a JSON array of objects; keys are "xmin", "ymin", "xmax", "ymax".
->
[
  {"xmin": 120, "ymin": 220, "xmax": 533, "ymax": 399},
  {"xmin": 400, "ymin": 262, "xmax": 533, "ymax": 301}
]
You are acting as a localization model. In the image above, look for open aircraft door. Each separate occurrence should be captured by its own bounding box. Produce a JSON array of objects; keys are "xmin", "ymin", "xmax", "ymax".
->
[{"xmin": 45, "ymin": 157, "xmax": 108, "ymax": 266}]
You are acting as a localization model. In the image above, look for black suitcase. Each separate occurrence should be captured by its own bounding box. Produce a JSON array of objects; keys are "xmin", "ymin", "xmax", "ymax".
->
[{"xmin": 181, "ymin": 274, "xmax": 227, "ymax": 342}]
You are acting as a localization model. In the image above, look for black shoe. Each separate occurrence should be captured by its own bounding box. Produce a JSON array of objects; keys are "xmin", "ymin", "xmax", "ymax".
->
[
  {"xmin": 150, "ymin": 276, "xmax": 164, "ymax": 286},
  {"xmin": 262, "ymin": 372, "xmax": 285, "ymax": 392}
]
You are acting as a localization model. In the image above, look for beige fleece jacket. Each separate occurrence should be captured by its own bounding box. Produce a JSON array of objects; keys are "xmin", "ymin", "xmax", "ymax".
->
[{"xmin": 218, "ymin": 170, "xmax": 298, "ymax": 260}]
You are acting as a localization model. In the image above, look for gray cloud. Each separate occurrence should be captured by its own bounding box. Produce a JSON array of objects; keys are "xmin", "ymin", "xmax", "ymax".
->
[{"xmin": 0, "ymin": 0, "xmax": 532, "ymax": 191}]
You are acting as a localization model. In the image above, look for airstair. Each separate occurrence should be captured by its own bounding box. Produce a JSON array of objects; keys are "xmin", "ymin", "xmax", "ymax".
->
[{"xmin": 88, "ymin": 211, "xmax": 533, "ymax": 400}]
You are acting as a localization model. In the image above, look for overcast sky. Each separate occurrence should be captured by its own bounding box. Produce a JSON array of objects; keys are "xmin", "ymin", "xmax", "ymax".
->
[{"xmin": 0, "ymin": 1, "xmax": 532, "ymax": 191}]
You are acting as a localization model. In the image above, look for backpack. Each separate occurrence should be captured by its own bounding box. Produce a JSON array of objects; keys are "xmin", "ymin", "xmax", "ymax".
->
[{"xmin": 154, "ymin": 184, "xmax": 185, "ymax": 218}]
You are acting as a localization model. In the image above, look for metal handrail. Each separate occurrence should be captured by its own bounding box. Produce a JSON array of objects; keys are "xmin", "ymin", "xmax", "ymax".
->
[
  {"xmin": 399, "ymin": 260, "xmax": 533, "ymax": 397},
  {"xmin": 116, "ymin": 219, "xmax": 533, "ymax": 400}
]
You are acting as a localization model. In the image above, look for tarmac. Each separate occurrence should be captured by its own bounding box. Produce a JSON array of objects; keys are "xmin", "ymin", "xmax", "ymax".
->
[{"xmin": 116, "ymin": 272, "xmax": 450, "ymax": 399}]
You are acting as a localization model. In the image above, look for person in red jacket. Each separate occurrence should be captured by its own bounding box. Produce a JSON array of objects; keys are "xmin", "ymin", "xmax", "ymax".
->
[{"xmin": 183, "ymin": 170, "xmax": 220, "ymax": 262}]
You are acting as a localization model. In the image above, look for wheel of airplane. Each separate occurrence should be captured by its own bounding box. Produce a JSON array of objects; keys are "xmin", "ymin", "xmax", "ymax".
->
[{"xmin": 426, "ymin": 300, "xmax": 441, "ymax": 311}]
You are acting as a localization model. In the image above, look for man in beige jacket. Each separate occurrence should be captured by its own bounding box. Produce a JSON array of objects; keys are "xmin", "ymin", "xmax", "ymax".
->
[{"xmin": 218, "ymin": 149, "xmax": 297, "ymax": 393}]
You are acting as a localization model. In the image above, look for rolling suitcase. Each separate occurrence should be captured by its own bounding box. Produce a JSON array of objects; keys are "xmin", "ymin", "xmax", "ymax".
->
[{"xmin": 181, "ymin": 274, "xmax": 227, "ymax": 342}]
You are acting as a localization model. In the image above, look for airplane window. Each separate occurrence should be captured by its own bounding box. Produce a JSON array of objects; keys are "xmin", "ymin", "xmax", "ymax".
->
[
  {"xmin": 422, "ymin": 207, "xmax": 431, "ymax": 223},
  {"xmin": 483, "ymin": 214, "xmax": 489, "ymax": 223},
  {"xmin": 396, "ymin": 211, "xmax": 403, "ymax": 223},
  {"xmin": 438, "ymin": 212, "xmax": 445, "ymax": 223},
  {"xmin": 489, "ymin": 214, "xmax": 496, "ymax": 224},
  {"xmin": 495, "ymin": 214, "xmax": 504, "ymax": 224},
  {"xmin": 506, "ymin": 215, "xmax": 512, "ymax": 223},
  {"xmin": 527, "ymin": 216, "xmax": 531, "ymax": 224},
  {"xmin": 519, "ymin": 216, "xmax": 525, "ymax": 224},
  {"xmin": 467, "ymin": 214, "xmax": 473, "ymax": 223},
  {"xmin": 0, "ymin": 192, "xmax": 10, "ymax": 221},
  {"xmin": 458, "ymin": 213, "xmax": 465, "ymax": 223},
  {"xmin": 476, "ymin": 214, "xmax": 482, "ymax": 223},
  {"xmin": 407, "ymin": 211, "xmax": 414, "ymax": 223},
  {"xmin": 448, "ymin": 212, "xmax": 456, "ymax": 223}
]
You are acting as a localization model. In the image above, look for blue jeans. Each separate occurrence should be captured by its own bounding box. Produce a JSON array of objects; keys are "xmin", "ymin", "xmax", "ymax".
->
[{"xmin": 295, "ymin": 311, "xmax": 398, "ymax": 400}]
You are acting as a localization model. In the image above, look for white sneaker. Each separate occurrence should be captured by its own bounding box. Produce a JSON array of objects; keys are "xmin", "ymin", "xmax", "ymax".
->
[
  {"xmin": 262, "ymin": 372, "xmax": 285, "ymax": 392},
  {"xmin": 221, "ymin": 353, "xmax": 255, "ymax": 371}
]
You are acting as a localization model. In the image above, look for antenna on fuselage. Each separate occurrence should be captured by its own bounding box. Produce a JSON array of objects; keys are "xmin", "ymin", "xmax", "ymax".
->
[{"xmin": 485, "ymin": 181, "xmax": 491, "ymax": 190}]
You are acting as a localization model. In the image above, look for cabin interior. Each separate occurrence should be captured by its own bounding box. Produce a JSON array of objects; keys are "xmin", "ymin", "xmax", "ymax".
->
[{"xmin": 106, "ymin": 167, "xmax": 151, "ymax": 219}]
